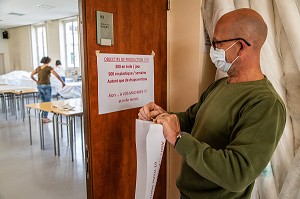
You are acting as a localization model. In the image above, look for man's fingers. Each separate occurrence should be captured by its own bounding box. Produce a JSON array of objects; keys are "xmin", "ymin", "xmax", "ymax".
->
[
  {"xmin": 150, "ymin": 110, "xmax": 163, "ymax": 120},
  {"xmin": 138, "ymin": 104, "xmax": 154, "ymax": 120},
  {"xmin": 154, "ymin": 113, "xmax": 167, "ymax": 123},
  {"xmin": 138, "ymin": 107, "xmax": 149, "ymax": 120},
  {"xmin": 138, "ymin": 102, "xmax": 167, "ymax": 121},
  {"xmin": 137, "ymin": 112, "xmax": 145, "ymax": 120}
]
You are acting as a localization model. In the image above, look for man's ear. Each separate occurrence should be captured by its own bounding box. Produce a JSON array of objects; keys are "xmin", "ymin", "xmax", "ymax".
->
[{"xmin": 237, "ymin": 41, "xmax": 246, "ymax": 56}]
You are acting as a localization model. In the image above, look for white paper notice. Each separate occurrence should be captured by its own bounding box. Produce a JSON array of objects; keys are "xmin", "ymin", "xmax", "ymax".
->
[
  {"xmin": 135, "ymin": 119, "xmax": 166, "ymax": 199},
  {"xmin": 97, "ymin": 53, "xmax": 154, "ymax": 114}
]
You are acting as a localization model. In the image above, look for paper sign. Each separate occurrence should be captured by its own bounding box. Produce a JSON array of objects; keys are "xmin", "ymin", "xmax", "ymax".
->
[
  {"xmin": 97, "ymin": 53, "xmax": 154, "ymax": 114},
  {"xmin": 135, "ymin": 119, "xmax": 166, "ymax": 199}
]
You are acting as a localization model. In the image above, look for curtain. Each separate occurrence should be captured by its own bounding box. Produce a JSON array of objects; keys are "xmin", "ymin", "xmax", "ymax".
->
[{"xmin": 201, "ymin": 0, "xmax": 300, "ymax": 198}]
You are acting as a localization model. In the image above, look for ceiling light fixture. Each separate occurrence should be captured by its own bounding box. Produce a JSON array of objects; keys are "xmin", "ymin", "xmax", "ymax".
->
[
  {"xmin": 36, "ymin": 4, "xmax": 55, "ymax": 9},
  {"xmin": 8, "ymin": 12, "xmax": 26, "ymax": 16}
]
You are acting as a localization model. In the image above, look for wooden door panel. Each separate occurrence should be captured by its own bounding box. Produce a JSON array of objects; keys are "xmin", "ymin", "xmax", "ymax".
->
[{"xmin": 80, "ymin": 0, "xmax": 167, "ymax": 198}]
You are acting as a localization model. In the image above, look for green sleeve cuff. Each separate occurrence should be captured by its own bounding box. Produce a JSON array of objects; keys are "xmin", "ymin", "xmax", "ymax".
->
[{"xmin": 175, "ymin": 132, "xmax": 199, "ymax": 156}]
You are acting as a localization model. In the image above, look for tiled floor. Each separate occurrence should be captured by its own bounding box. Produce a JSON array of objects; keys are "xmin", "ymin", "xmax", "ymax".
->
[{"xmin": 0, "ymin": 103, "xmax": 87, "ymax": 199}]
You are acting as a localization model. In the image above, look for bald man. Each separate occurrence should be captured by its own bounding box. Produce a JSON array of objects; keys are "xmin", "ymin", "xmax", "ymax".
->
[{"xmin": 138, "ymin": 8, "xmax": 286, "ymax": 199}]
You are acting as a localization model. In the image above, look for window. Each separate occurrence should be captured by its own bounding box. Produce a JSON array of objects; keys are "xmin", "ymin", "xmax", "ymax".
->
[
  {"xmin": 64, "ymin": 19, "xmax": 80, "ymax": 68},
  {"xmin": 35, "ymin": 25, "xmax": 47, "ymax": 64}
]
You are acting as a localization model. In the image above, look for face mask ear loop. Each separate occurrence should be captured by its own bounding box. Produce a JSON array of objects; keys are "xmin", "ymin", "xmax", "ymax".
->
[
  {"xmin": 225, "ymin": 41, "xmax": 239, "ymax": 51},
  {"xmin": 225, "ymin": 41, "xmax": 239, "ymax": 65},
  {"xmin": 231, "ymin": 55, "xmax": 239, "ymax": 64}
]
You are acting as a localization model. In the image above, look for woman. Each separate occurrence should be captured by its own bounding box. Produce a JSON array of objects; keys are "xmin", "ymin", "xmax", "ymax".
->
[
  {"xmin": 54, "ymin": 60, "xmax": 65, "ymax": 81},
  {"xmin": 31, "ymin": 56, "xmax": 65, "ymax": 123}
]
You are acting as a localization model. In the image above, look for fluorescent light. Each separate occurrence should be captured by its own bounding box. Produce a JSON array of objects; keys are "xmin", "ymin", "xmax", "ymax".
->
[
  {"xmin": 36, "ymin": 4, "xmax": 55, "ymax": 9},
  {"xmin": 8, "ymin": 12, "xmax": 25, "ymax": 16}
]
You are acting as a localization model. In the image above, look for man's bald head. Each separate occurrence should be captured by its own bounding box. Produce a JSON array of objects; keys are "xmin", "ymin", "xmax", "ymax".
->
[{"xmin": 214, "ymin": 8, "xmax": 268, "ymax": 50}]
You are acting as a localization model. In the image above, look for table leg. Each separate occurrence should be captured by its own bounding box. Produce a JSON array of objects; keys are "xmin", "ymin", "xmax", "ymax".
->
[
  {"xmin": 73, "ymin": 118, "xmax": 76, "ymax": 141},
  {"xmin": 22, "ymin": 94, "xmax": 25, "ymax": 122},
  {"xmin": 52, "ymin": 114, "xmax": 56, "ymax": 155},
  {"xmin": 56, "ymin": 114, "xmax": 60, "ymax": 156},
  {"xmin": 13, "ymin": 94, "xmax": 17, "ymax": 120},
  {"xmin": 4, "ymin": 94, "xmax": 7, "ymax": 120},
  {"xmin": 66, "ymin": 116, "xmax": 69, "ymax": 143},
  {"xmin": 69, "ymin": 116, "xmax": 74, "ymax": 162},
  {"xmin": 60, "ymin": 114, "xmax": 63, "ymax": 138},
  {"xmin": 33, "ymin": 94, "xmax": 37, "ymax": 116},
  {"xmin": 28, "ymin": 107, "xmax": 32, "ymax": 145},
  {"xmin": 38, "ymin": 111, "xmax": 44, "ymax": 150}
]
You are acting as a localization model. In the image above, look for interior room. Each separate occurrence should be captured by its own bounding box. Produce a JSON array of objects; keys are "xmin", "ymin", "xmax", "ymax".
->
[
  {"xmin": 1, "ymin": 0, "xmax": 300, "ymax": 199},
  {"xmin": 0, "ymin": 0, "xmax": 86, "ymax": 199}
]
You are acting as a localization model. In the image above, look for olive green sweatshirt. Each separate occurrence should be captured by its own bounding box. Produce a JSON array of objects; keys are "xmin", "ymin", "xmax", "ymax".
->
[{"xmin": 175, "ymin": 77, "xmax": 286, "ymax": 199}]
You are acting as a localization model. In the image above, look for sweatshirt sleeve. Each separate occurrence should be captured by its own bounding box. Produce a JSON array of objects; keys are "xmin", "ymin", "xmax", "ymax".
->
[
  {"xmin": 175, "ymin": 78, "xmax": 225, "ymax": 133},
  {"xmin": 175, "ymin": 103, "xmax": 200, "ymax": 133},
  {"xmin": 175, "ymin": 98, "xmax": 286, "ymax": 192}
]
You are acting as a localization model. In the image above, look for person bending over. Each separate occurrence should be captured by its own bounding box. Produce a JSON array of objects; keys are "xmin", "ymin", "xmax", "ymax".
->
[{"xmin": 31, "ymin": 56, "xmax": 65, "ymax": 123}]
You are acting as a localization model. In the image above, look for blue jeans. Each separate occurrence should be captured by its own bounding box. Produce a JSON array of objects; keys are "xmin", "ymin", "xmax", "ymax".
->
[{"xmin": 37, "ymin": 84, "xmax": 52, "ymax": 118}]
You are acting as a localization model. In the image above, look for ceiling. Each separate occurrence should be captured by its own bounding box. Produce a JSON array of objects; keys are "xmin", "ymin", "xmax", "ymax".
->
[{"xmin": 0, "ymin": 0, "xmax": 78, "ymax": 30}]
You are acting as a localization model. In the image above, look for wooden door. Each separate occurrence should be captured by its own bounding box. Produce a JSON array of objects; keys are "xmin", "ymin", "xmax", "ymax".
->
[{"xmin": 79, "ymin": 0, "xmax": 167, "ymax": 198}]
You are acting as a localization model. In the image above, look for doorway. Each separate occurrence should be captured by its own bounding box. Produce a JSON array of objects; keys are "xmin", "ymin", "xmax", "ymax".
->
[{"xmin": 80, "ymin": 0, "xmax": 167, "ymax": 198}]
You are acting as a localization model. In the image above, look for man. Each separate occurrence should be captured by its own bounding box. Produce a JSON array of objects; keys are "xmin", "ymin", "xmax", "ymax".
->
[{"xmin": 138, "ymin": 8, "xmax": 286, "ymax": 199}]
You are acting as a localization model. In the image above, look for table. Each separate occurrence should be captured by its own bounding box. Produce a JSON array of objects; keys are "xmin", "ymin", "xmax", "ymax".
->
[
  {"xmin": 26, "ymin": 98, "xmax": 83, "ymax": 161},
  {"xmin": 0, "ymin": 85, "xmax": 38, "ymax": 120},
  {"xmin": 11, "ymin": 88, "xmax": 38, "ymax": 121}
]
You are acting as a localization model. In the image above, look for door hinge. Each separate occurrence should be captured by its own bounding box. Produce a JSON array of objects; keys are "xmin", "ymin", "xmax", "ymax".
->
[
  {"xmin": 85, "ymin": 145, "xmax": 90, "ymax": 179},
  {"xmin": 167, "ymin": 0, "xmax": 170, "ymax": 11}
]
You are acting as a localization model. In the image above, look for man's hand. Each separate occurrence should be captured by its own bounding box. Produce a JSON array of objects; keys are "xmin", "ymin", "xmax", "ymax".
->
[
  {"xmin": 138, "ymin": 102, "xmax": 167, "ymax": 121},
  {"xmin": 155, "ymin": 113, "xmax": 181, "ymax": 146}
]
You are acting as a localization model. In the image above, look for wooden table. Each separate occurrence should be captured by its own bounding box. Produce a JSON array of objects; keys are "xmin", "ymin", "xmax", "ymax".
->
[
  {"xmin": 0, "ymin": 85, "xmax": 38, "ymax": 120},
  {"xmin": 11, "ymin": 88, "xmax": 38, "ymax": 121},
  {"xmin": 26, "ymin": 98, "xmax": 83, "ymax": 161}
]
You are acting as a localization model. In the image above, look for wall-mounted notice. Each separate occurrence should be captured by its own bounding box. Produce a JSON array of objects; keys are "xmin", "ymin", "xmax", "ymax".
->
[{"xmin": 97, "ymin": 53, "xmax": 154, "ymax": 114}]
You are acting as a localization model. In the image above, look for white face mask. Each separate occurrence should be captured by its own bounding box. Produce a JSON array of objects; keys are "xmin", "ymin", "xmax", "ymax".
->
[{"xmin": 209, "ymin": 41, "xmax": 239, "ymax": 73}]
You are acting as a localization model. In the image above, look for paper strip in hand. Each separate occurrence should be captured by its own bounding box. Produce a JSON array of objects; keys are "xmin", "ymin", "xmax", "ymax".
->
[{"xmin": 135, "ymin": 119, "xmax": 166, "ymax": 199}]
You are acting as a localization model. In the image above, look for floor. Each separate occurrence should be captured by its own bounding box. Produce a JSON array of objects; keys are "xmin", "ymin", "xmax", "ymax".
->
[{"xmin": 0, "ymin": 99, "xmax": 87, "ymax": 199}]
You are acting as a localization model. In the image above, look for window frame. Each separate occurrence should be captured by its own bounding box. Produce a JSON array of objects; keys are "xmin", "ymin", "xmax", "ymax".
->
[
  {"xmin": 63, "ymin": 17, "xmax": 80, "ymax": 68},
  {"xmin": 34, "ymin": 24, "xmax": 48, "ymax": 65}
]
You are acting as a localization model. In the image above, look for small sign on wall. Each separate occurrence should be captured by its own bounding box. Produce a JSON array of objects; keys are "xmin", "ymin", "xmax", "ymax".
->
[
  {"xmin": 97, "ymin": 52, "xmax": 154, "ymax": 114},
  {"xmin": 96, "ymin": 11, "xmax": 114, "ymax": 46}
]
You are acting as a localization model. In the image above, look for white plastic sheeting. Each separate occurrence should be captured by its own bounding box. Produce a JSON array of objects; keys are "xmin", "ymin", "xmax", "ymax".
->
[
  {"xmin": 201, "ymin": 0, "xmax": 300, "ymax": 198},
  {"xmin": 0, "ymin": 70, "xmax": 36, "ymax": 87},
  {"xmin": 0, "ymin": 70, "xmax": 82, "ymax": 99},
  {"xmin": 57, "ymin": 82, "xmax": 82, "ymax": 99}
]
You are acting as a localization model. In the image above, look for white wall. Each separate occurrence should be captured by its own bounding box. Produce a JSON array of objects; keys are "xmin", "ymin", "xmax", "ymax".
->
[
  {"xmin": 46, "ymin": 20, "xmax": 61, "ymax": 66},
  {"xmin": 0, "ymin": 29, "xmax": 10, "ymax": 74},
  {"xmin": 167, "ymin": 0, "xmax": 216, "ymax": 198},
  {"xmin": 8, "ymin": 26, "xmax": 33, "ymax": 72},
  {"xmin": 2, "ymin": 17, "xmax": 74, "ymax": 73}
]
